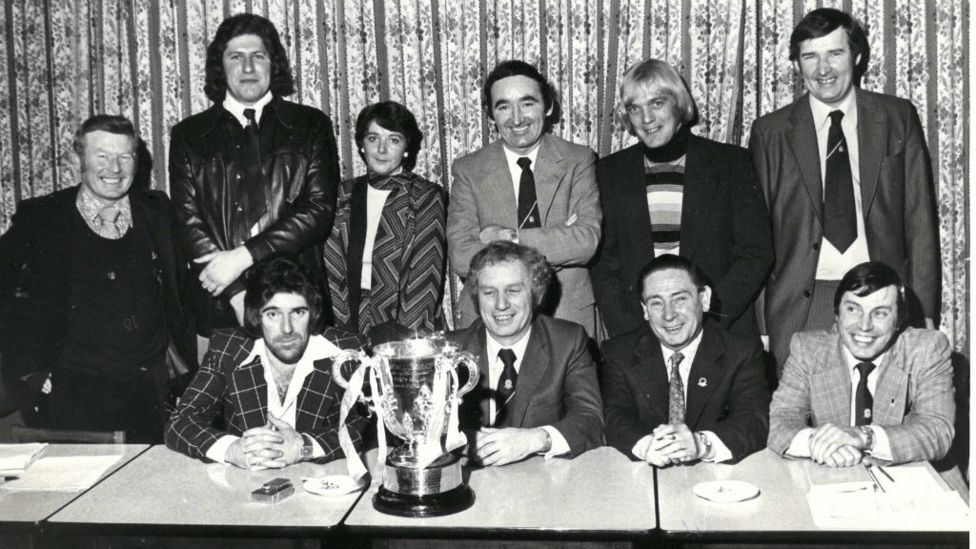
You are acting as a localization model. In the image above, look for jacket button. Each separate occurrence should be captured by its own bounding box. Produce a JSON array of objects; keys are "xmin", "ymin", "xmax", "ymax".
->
[
  {"xmin": 235, "ymin": 174, "xmax": 242, "ymax": 180},
  {"xmin": 803, "ymin": 290, "xmax": 812, "ymax": 298},
  {"xmin": 812, "ymin": 242, "xmax": 820, "ymax": 251}
]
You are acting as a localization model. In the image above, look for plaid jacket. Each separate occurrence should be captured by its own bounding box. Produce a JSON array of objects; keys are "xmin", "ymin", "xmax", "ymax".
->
[
  {"xmin": 768, "ymin": 326, "xmax": 955, "ymax": 464},
  {"xmin": 165, "ymin": 327, "xmax": 368, "ymax": 462}
]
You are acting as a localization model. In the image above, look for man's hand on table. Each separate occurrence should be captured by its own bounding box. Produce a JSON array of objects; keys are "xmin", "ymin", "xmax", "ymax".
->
[
  {"xmin": 472, "ymin": 427, "xmax": 549, "ymax": 466},
  {"xmin": 645, "ymin": 423, "xmax": 700, "ymax": 467},
  {"xmin": 224, "ymin": 414, "xmax": 305, "ymax": 469},
  {"xmin": 808, "ymin": 423, "xmax": 865, "ymax": 466}
]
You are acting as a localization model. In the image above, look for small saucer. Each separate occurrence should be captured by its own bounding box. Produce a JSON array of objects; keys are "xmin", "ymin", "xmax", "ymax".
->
[
  {"xmin": 302, "ymin": 474, "xmax": 367, "ymax": 497},
  {"xmin": 692, "ymin": 480, "xmax": 760, "ymax": 503}
]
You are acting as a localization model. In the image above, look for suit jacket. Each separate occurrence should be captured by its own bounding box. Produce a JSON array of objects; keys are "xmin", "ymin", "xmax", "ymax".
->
[
  {"xmin": 749, "ymin": 89, "xmax": 941, "ymax": 367},
  {"xmin": 768, "ymin": 327, "xmax": 954, "ymax": 464},
  {"xmin": 592, "ymin": 136, "xmax": 773, "ymax": 337},
  {"xmin": 165, "ymin": 327, "xmax": 368, "ymax": 462},
  {"xmin": 0, "ymin": 186, "xmax": 195, "ymax": 412},
  {"xmin": 322, "ymin": 172, "xmax": 446, "ymax": 334},
  {"xmin": 446, "ymin": 134, "xmax": 602, "ymax": 332},
  {"xmin": 448, "ymin": 315, "xmax": 604, "ymax": 457},
  {"xmin": 601, "ymin": 320, "xmax": 770, "ymax": 463}
]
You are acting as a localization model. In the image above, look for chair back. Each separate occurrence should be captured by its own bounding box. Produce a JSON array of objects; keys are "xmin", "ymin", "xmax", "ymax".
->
[{"xmin": 10, "ymin": 425, "xmax": 125, "ymax": 444}]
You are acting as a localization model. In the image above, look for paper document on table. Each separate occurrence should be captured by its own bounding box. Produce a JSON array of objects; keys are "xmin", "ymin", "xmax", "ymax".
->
[
  {"xmin": 0, "ymin": 443, "xmax": 47, "ymax": 473},
  {"xmin": 1, "ymin": 455, "xmax": 122, "ymax": 492},
  {"xmin": 806, "ymin": 464, "xmax": 969, "ymax": 531}
]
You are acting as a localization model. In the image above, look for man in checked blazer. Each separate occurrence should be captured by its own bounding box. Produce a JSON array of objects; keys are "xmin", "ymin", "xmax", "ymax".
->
[
  {"xmin": 447, "ymin": 60, "xmax": 601, "ymax": 335},
  {"xmin": 166, "ymin": 257, "xmax": 368, "ymax": 468},
  {"xmin": 768, "ymin": 262, "xmax": 954, "ymax": 467}
]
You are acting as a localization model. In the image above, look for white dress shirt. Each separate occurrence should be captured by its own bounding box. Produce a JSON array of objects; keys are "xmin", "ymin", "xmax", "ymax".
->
[
  {"xmin": 483, "ymin": 328, "xmax": 570, "ymax": 459},
  {"xmin": 206, "ymin": 334, "xmax": 343, "ymax": 465},
  {"xmin": 223, "ymin": 90, "xmax": 273, "ymax": 128},
  {"xmin": 786, "ymin": 346, "xmax": 893, "ymax": 460},
  {"xmin": 361, "ymin": 184, "xmax": 393, "ymax": 289},
  {"xmin": 502, "ymin": 144, "xmax": 541, "ymax": 203},
  {"xmin": 631, "ymin": 330, "xmax": 733, "ymax": 463},
  {"xmin": 810, "ymin": 92, "xmax": 871, "ymax": 280}
]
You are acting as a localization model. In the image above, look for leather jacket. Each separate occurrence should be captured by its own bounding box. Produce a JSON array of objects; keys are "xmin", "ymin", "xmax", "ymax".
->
[{"xmin": 169, "ymin": 97, "xmax": 340, "ymax": 335}]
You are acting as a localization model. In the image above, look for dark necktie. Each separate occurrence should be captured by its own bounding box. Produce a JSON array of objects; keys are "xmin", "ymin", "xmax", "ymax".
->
[
  {"xmin": 854, "ymin": 361, "xmax": 875, "ymax": 425},
  {"xmin": 516, "ymin": 157, "xmax": 540, "ymax": 229},
  {"xmin": 667, "ymin": 352, "xmax": 685, "ymax": 424},
  {"xmin": 242, "ymin": 108, "xmax": 268, "ymax": 221},
  {"xmin": 495, "ymin": 348, "xmax": 518, "ymax": 425},
  {"xmin": 823, "ymin": 110, "xmax": 856, "ymax": 253}
]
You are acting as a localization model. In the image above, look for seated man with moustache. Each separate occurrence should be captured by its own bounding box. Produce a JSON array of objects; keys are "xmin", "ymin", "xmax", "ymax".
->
[
  {"xmin": 449, "ymin": 241, "xmax": 604, "ymax": 466},
  {"xmin": 768, "ymin": 262, "xmax": 954, "ymax": 467},
  {"xmin": 602, "ymin": 255, "xmax": 770, "ymax": 466},
  {"xmin": 166, "ymin": 257, "xmax": 367, "ymax": 469}
]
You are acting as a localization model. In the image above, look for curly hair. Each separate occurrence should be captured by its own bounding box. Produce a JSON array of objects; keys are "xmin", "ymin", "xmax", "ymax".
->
[
  {"xmin": 204, "ymin": 13, "xmax": 295, "ymax": 103},
  {"xmin": 243, "ymin": 256, "xmax": 323, "ymax": 338},
  {"xmin": 354, "ymin": 101, "xmax": 424, "ymax": 172},
  {"xmin": 790, "ymin": 8, "xmax": 870, "ymax": 85},
  {"xmin": 467, "ymin": 241, "xmax": 553, "ymax": 309},
  {"xmin": 482, "ymin": 60, "xmax": 561, "ymax": 131}
]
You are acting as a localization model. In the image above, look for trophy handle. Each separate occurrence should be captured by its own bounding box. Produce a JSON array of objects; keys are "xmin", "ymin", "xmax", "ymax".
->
[
  {"xmin": 443, "ymin": 347, "xmax": 480, "ymax": 397},
  {"xmin": 331, "ymin": 349, "xmax": 369, "ymax": 390}
]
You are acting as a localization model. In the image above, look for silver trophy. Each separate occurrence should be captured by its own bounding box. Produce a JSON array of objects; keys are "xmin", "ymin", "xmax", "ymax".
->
[{"xmin": 333, "ymin": 334, "xmax": 479, "ymax": 517}]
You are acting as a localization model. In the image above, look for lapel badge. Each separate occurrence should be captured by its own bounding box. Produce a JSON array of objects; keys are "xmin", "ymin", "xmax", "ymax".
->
[
  {"xmin": 863, "ymin": 409, "xmax": 872, "ymax": 419},
  {"xmin": 697, "ymin": 377, "xmax": 707, "ymax": 388},
  {"xmin": 503, "ymin": 379, "xmax": 513, "ymax": 390}
]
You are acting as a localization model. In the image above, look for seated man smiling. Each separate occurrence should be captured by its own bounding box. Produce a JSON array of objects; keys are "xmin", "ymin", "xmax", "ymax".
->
[{"xmin": 166, "ymin": 256, "xmax": 367, "ymax": 468}]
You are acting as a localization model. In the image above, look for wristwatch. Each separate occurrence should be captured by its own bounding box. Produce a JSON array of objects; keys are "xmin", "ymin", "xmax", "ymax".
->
[
  {"xmin": 695, "ymin": 432, "xmax": 712, "ymax": 460},
  {"xmin": 300, "ymin": 434, "xmax": 314, "ymax": 460},
  {"xmin": 858, "ymin": 425, "xmax": 875, "ymax": 453}
]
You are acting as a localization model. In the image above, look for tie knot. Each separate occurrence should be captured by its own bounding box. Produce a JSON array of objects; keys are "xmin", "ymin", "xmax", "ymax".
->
[
  {"xmin": 97, "ymin": 205, "xmax": 120, "ymax": 225},
  {"xmin": 516, "ymin": 157, "xmax": 532, "ymax": 170},
  {"xmin": 828, "ymin": 110, "xmax": 844, "ymax": 125},
  {"xmin": 856, "ymin": 361, "xmax": 875, "ymax": 378},
  {"xmin": 498, "ymin": 348, "xmax": 517, "ymax": 368},
  {"xmin": 243, "ymin": 108, "xmax": 257, "ymax": 124},
  {"xmin": 669, "ymin": 351, "xmax": 685, "ymax": 371}
]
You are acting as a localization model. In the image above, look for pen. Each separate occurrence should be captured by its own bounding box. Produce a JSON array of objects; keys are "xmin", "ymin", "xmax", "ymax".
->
[
  {"xmin": 876, "ymin": 465, "xmax": 895, "ymax": 483},
  {"xmin": 865, "ymin": 464, "xmax": 886, "ymax": 493}
]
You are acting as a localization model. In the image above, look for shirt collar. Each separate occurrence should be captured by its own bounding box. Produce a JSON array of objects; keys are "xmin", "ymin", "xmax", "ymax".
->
[
  {"xmin": 75, "ymin": 184, "xmax": 132, "ymax": 232},
  {"xmin": 485, "ymin": 326, "xmax": 533, "ymax": 367},
  {"xmin": 243, "ymin": 333, "xmax": 344, "ymax": 376},
  {"xmin": 809, "ymin": 90, "xmax": 858, "ymax": 133},
  {"xmin": 840, "ymin": 342, "xmax": 888, "ymax": 374},
  {"xmin": 659, "ymin": 328, "xmax": 704, "ymax": 366},
  {"xmin": 223, "ymin": 91, "xmax": 274, "ymax": 128},
  {"xmin": 502, "ymin": 142, "xmax": 541, "ymax": 172}
]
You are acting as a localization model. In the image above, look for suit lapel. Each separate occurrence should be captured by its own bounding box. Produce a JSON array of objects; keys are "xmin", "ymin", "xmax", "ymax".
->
[
  {"xmin": 456, "ymin": 323, "xmax": 492, "ymax": 428},
  {"xmin": 811, "ymin": 339, "xmax": 852, "ymax": 426},
  {"xmin": 680, "ymin": 136, "xmax": 718, "ymax": 260},
  {"xmin": 632, "ymin": 329, "xmax": 670, "ymax": 422},
  {"xmin": 295, "ymin": 359, "xmax": 335, "ymax": 432},
  {"xmin": 873, "ymin": 346, "xmax": 909, "ymax": 426},
  {"xmin": 231, "ymin": 355, "xmax": 269, "ymax": 431},
  {"xmin": 481, "ymin": 141, "xmax": 519, "ymax": 229},
  {"xmin": 533, "ymin": 134, "xmax": 563, "ymax": 223},
  {"xmin": 787, "ymin": 97, "xmax": 824, "ymax": 225},
  {"xmin": 855, "ymin": 88, "xmax": 884, "ymax": 217},
  {"xmin": 684, "ymin": 327, "xmax": 725, "ymax": 429},
  {"xmin": 507, "ymin": 320, "xmax": 552, "ymax": 428},
  {"xmin": 619, "ymin": 145, "xmax": 655, "ymax": 253}
]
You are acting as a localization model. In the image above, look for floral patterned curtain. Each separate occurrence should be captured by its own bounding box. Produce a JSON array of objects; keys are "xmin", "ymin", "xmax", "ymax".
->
[{"xmin": 0, "ymin": 0, "xmax": 967, "ymax": 353}]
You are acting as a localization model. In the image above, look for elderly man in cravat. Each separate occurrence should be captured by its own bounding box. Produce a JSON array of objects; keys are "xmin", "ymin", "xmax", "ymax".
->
[
  {"xmin": 170, "ymin": 13, "xmax": 340, "ymax": 342},
  {"xmin": 750, "ymin": 8, "xmax": 940, "ymax": 371},
  {"xmin": 768, "ymin": 262, "xmax": 954, "ymax": 467},
  {"xmin": 0, "ymin": 115, "xmax": 194, "ymax": 442},
  {"xmin": 447, "ymin": 60, "xmax": 601, "ymax": 334},
  {"xmin": 602, "ymin": 255, "xmax": 770, "ymax": 466},
  {"xmin": 449, "ymin": 241, "xmax": 603, "ymax": 466}
]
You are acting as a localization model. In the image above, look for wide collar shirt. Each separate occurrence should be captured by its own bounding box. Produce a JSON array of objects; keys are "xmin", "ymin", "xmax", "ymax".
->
[
  {"xmin": 223, "ymin": 90, "xmax": 274, "ymax": 128},
  {"xmin": 75, "ymin": 184, "xmax": 132, "ymax": 238}
]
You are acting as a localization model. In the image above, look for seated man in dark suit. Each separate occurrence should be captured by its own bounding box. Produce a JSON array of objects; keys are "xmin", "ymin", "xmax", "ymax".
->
[
  {"xmin": 450, "ymin": 241, "xmax": 603, "ymax": 466},
  {"xmin": 166, "ymin": 257, "xmax": 367, "ymax": 469},
  {"xmin": 602, "ymin": 255, "xmax": 770, "ymax": 466},
  {"xmin": 768, "ymin": 262, "xmax": 954, "ymax": 467}
]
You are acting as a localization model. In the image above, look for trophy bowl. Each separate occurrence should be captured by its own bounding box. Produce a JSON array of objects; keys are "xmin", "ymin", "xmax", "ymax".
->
[{"xmin": 333, "ymin": 334, "xmax": 478, "ymax": 517}]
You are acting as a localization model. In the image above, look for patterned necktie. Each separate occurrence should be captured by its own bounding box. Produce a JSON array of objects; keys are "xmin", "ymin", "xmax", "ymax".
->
[
  {"xmin": 854, "ymin": 361, "xmax": 875, "ymax": 425},
  {"xmin": 495, "ymin": 348, "xmax": 518, "ymax": 425},
  {"xmin": 516, "ymin": 157, "xmax": 540, "ymax": 229},
  {"xmin": 823, "ymin": 110, "xmax": 857, "ymax": 253},
  {"xmin": 242, "ymin": 107, "xmax": 268, "ymax": 221},
  {"xmin": 96, "ymin": 205, "xmax": 121, "ymax": 239},
  {"xmin": 667, "ymin": 351, "xmax": 685, "ymax": 424}
]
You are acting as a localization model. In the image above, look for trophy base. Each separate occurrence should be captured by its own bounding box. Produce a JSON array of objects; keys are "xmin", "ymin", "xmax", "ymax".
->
[{"xmin": 373, "ymin": 484, "xmax": 475, "ymax": 517}]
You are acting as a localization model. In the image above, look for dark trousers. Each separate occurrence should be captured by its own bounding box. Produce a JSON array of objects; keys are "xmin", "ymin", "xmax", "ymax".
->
[{"xmin": 49, "ymin": 356, "xmax": 168, "ymax": 444}]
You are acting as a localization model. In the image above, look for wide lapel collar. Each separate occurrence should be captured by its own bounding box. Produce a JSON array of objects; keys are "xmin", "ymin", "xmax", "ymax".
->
[
  {"xmin": 872, "ymin": 340, "xmax": 909, "ymax": 426},
  {"xmin": 480, "ymin": 141, "xmax": 519, "ymax": 229},
  {"xmin": 855, "ymin": 88, "xmax": 884, "ymax": 217},
  {"xmin": 787, "ymin": 95, "xmax": 824, "ymax": 224},
  {"xmin": 295, "ymin": 359, "xmax": 336, "ymax": 432},
  {"xmin": 619, "ymin": 144, "xmax": 655, "ymax": 251},
  {"xmin": 506, "ymin": 317, "xmax": 552, "ymax": 428},
  {"xmin": 532, "ymin": 134, "xmax": 564, "ymax": 224},
  {"xmin": 680, "ymin": 135, "xmax": 718, "ymax": 260},
  {"xmin": 231, "ymin": 354, "xmax": 269, "ymax": 430},
  {"xmin": 632, "ymin": 327, "xmax": 670, "ymax": 421},
  {"xmin": 810, "ymin": 334, "xmax": 852, "ymax": 426},
  {"xmin": 684, "ymin": 325, "xmax": 725, "ymax": 429},
  {"xmin": 455, "ymin": 321, "xmax": 492, "ymax": 427}
]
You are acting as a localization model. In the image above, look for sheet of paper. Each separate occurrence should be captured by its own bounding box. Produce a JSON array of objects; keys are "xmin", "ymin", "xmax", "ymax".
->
[
  {"xmin": 0, "ymin": 443, "xmax": 48, "ymax": 473},
  {"xmin": 1, "ymin": 455, "xmax": 122, "ymax": 492}
]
